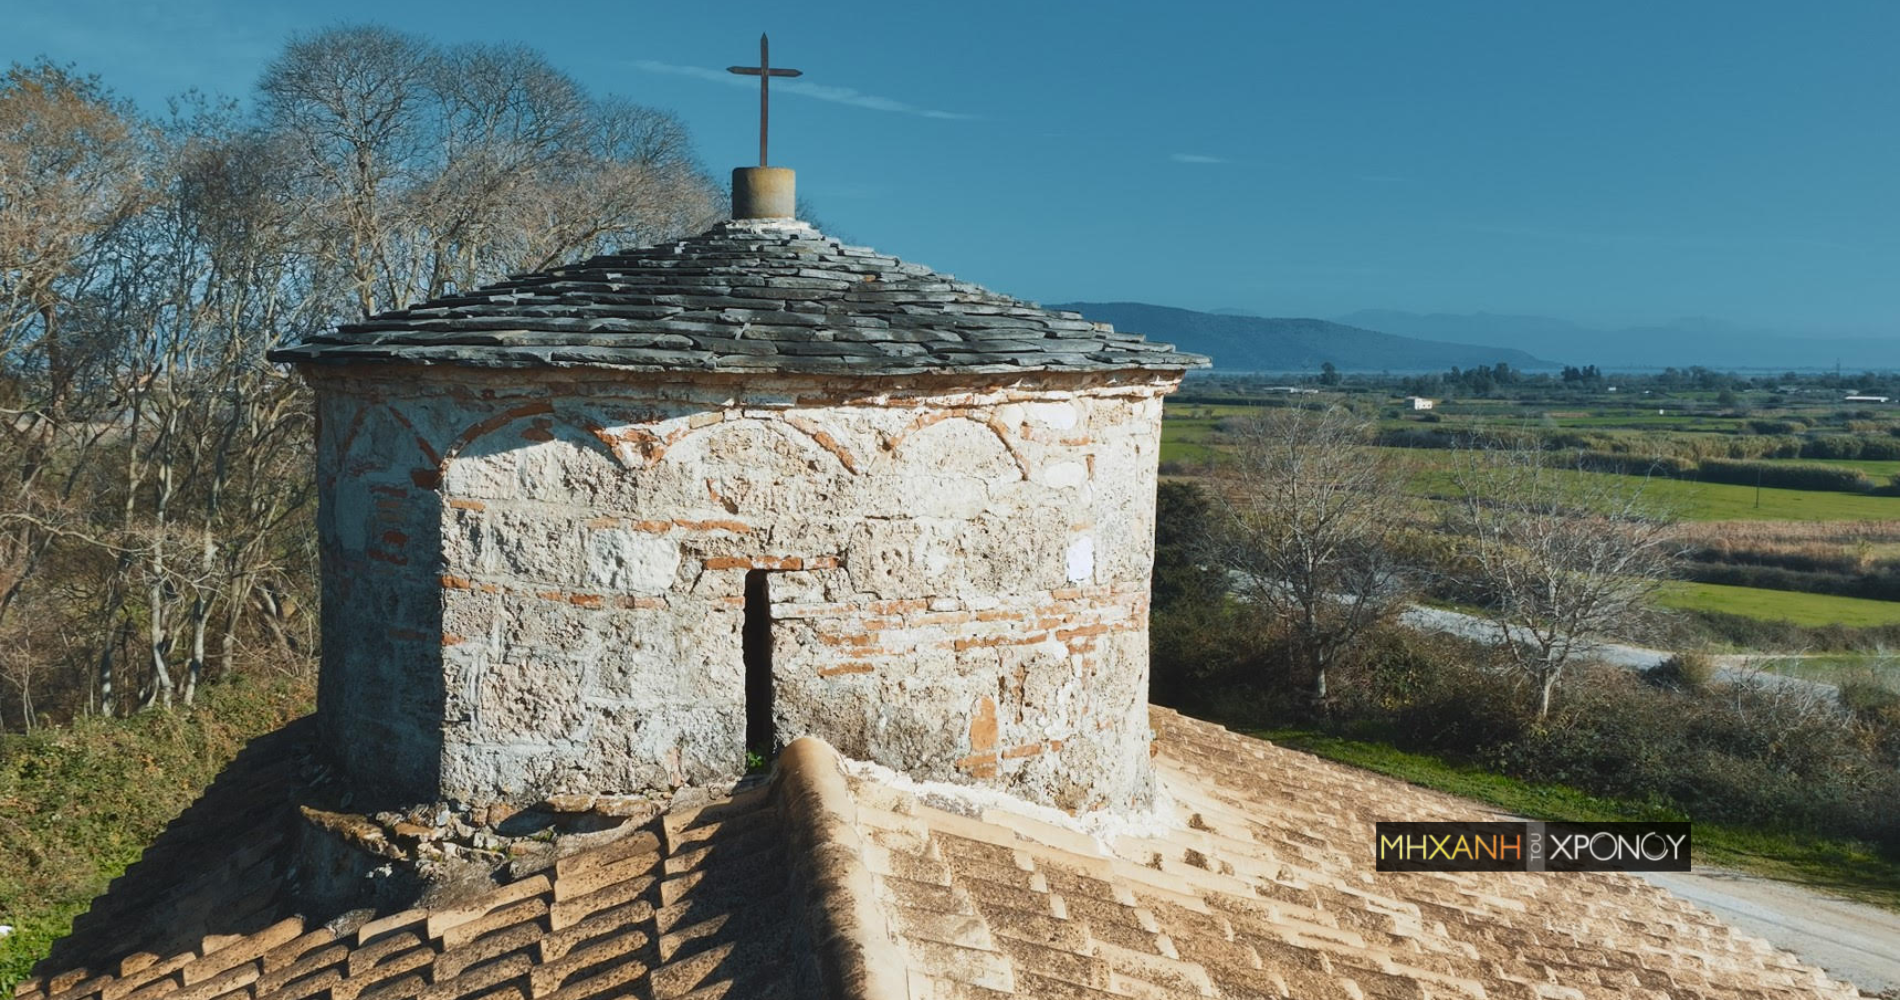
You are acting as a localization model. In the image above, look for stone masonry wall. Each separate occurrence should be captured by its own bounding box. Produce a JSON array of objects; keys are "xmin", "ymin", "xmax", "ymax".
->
[{"xmin": 310, "ymin": 366, "xmax": 1179, "ymax": 813}]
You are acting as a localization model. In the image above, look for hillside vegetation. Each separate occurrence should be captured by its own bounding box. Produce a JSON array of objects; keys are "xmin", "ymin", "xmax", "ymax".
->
[{"xmin": 0, "ymin": 676, "xmax": 313, "ymax": 987}]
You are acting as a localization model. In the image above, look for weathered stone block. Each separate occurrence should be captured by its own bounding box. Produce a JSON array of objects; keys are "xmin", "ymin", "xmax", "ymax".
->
[{"xmin": 584, "ymin": 529, "xmax": 681, "ymax": 594}]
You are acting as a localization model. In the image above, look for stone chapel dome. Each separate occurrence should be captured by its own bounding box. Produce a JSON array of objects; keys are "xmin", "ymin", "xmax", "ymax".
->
[
  {"xmin": 266, "ymin": 176, "xmax": 1208, "ymax": 818},
  {"xmin": 271, "ymin": 218, "xmax": 1208, "ymax": 375}
]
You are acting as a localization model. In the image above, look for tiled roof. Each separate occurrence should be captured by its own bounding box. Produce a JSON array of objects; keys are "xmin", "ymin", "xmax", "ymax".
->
[
  {"xmin": 864, "ymin": 710, "xmax": 1858, "ymax": 1000},
  {"xmin": 267, "ymin": 221, "xmax": 1209, "ymax": 377},
  {"xmin": 17, "ymin": 709, "xmax": 1859, "ymax": 1000}
]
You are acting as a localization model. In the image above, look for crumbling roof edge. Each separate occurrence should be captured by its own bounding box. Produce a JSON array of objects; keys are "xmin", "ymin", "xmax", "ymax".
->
[{"xmin": 770, "ymin": 737, "xmax": 911, "ymax": 1000}]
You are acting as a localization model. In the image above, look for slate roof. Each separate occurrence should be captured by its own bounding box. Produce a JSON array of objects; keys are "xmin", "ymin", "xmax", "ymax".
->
[
  {"xmin": 268, "ymin": 220, "xmax": 1209, "ymax": 376},
  {"xmin": 17, "ymin": 709, "xmax": 1861, "ymax": 1000}
]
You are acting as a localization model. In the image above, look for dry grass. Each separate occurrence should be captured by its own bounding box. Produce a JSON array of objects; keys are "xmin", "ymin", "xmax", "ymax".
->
[
  {"xmin": 1675, "ymin": 520, "xmax": 1900, "ymax": 575},
  {"xmin": 1678, "ymin": 520, "xmax": 1900, "ymax": 546}
]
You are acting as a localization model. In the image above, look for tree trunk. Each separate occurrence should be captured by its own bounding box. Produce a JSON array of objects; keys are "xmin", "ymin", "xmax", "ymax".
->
[
  {"xmin": 1312, "ymin": 644, "xmax": 1329, "ymax": 704},
  {"xmin": 96, "ymin": 633, "xmax": 114, "ymax": 717},
  {"xmin": 219, "ymin": 576, "xmax": 247, "ymax": 676},
  {"xmin": 185, "ymin": 593, "xmax": 207, "ymax": 706},
  {"xmin": 145, "ymin": 573, "xmax": 172, "ymax": 710},
  {"xmin": 184, "ymin": 530, "xmax": 216, "ymax": 706}
]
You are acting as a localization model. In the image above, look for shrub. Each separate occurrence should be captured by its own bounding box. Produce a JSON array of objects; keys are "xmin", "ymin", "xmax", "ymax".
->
[
  {"xmin": 1839, "ymin": 677, "xmax": 1900, "ymax": 729},
  {"xmin": 1503, "ymin": 667, "xmax": 1898, "ymax": 847},
  {"xmin": 1648, "ymin": 652, "xmax": 1717, "ymax": 692},
  {"xmin": 1679, "ymin": 561, "xmax": 1900, "ymax": 602},
  {"xmin": 1800, "ymin": 435, "xmax": 1869, "ymax": 460},
  {"xmin": 1697, "ymin": 457, "xmax": 1874, "ymax": 493},
  {"xmin": 1853, "ymin": 436, "xmax": 1900, "ymax": 460},
  {"xmin": 1678, "ymin": 608, "xmax": 1900, "ymax": 653},
  {"xmin": 1156, "ymin": 604, "xmax": 1900, "ymax": 853},
  {"xmin": 1375, "ymin": 427, "xmax": 1459, "ymax": 450},
  {"xmin": 1570, "ymin": 451, "xmax": 1697, "ymax": 477},
  {"xmin": 1150, "ymin": 481, "xmax": 1278, "ymax": 712}
]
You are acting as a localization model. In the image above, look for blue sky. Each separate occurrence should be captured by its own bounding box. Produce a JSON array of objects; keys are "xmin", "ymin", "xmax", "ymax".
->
[{"xmin": 8, "ymin": 1, "xmax": 1897, "ymax": 335}]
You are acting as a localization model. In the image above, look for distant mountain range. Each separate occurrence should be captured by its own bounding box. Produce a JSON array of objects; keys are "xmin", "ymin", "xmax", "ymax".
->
[
  {"xmin": 1335, "ymin": 310, "xmax": 1900, "ymax": 370},
  {"xmin": 1053, "ymin": 302, "xmax": 1549, "ymax": 372}
]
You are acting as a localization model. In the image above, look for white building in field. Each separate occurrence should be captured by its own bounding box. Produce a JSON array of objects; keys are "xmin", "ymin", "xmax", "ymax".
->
[{"xmin": 1403, "ymin": 396, "xmax": 1436, "ymax": 410}]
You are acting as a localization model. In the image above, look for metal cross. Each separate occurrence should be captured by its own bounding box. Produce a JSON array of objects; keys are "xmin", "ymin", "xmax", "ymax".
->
[{"xmin": 728, "ymin": 34, "xmax": 802, "ymax": 167}]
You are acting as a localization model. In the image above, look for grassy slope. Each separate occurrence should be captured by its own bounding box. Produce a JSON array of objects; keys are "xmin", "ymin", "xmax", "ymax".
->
[
  {"xmin": 1251, "ymin": 727, "xmax": 1900, "ymax": 913},
  {"xmin": 1163, "ymin": 408, "xmax": 1898, "ymax": 521},
  {"xmin": 1757, "ymin": 655, "xmax": 1900, "ymax": 692},
  {"xmin": 1659, "ymin": 581, "xmax": 1900, "ymax": 627},
  {"xmin": 1404, "ymin": 460, "xmax": 1900, "ymax": 522},
  {"xmin": 1635, "ymin": 477, "xmax": 1898, "ymax": 521},
  {"xmin": 0, "ymin": 676, "xmax": 314, "ymax": 989}
]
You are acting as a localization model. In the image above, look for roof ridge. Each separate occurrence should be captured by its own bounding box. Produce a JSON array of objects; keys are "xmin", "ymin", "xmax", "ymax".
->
[{"xmin": 770, "ymin": 737, "xmax": 912, "ymax": 1000}]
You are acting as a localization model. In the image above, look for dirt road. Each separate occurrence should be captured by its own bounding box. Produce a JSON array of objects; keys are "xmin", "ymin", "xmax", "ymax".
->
[
  {"xmin": 1642, "ymin": 868, "xmax": 1900, "ymax": 995},
  {"xmin": 1396, "ymin": 605, "xmax": 1834, "ymax": 694}
]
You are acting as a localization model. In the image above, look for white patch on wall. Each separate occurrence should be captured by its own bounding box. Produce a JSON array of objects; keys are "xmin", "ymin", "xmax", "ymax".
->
[
  {"xmin": 586, "ymin": 530, "xmax": 682, "ymax": 593},
  {"xmin": 1026, "ymin": 401, "xmax": 1078, "ymax": 430},
  {"xmin": 1042, "ymin": 461, "xmax": 1087, "ymax": 490},
  {"xmin": 1066, "ymin": 536, "xmax": 1095, "ymax": 583},
  {"xmin": 442, "ymin": 452, "xmax": 512, "ymax": 498},
  {"xmin": 923, "ymin": 550, "xmax": 952, "ymax": 576},
  {"xmin": 920, "ymin": 533, "xmax": 953, "ymax": 577}
]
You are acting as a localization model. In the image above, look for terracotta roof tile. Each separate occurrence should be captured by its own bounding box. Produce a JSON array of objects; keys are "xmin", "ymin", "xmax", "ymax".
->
[{"xmin": 19, "ymin": 709, "xmax": 1865, "ymax": 1000}]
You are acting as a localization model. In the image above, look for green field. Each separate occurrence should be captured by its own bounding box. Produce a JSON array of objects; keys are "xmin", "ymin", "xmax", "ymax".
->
[
  {"xmin": 1659, "ymin": 581, "xmax": 1900, "ymax": 627},
  {"xmin": 1602, "ymin": 474, "xmax": 1897, "ymax": 521},
  {"xmin": 1395, "ymin": 452, "xmax": 1900, "ymax": 521},
  {"xmin": 1164, "ymin": 402, "xmax": 1900, "ymax": 520},
  {"xmin": 1252, "ymin": 727, "xmax": 1900, "ymax": 912},
  {"xmin": 1532, "ymin": 413, "xmax": 1745, "ymax": 431},
  {"xmin": 1158, "ymin": 417, "xmax": 1221, "ymax": 464},
  {"xmin": 1812, "ymin": 458, "xmax": 1900, "ymax": 479},
  {"xmin": 1160, "ymin": 440, "xmax": 1220, "ymax": 464},
  {"xmin": 1754, "ymin": 655, "xmax": 1900, "ymax": 692}
]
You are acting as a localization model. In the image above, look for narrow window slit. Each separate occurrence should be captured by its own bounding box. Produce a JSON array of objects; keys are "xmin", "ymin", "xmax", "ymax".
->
[{"xmin": 743, "ymin": 569, "xmax": 775, "ymax": 760}]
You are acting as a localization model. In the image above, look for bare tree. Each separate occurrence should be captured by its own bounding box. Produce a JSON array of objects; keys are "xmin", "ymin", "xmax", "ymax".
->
[
  {"xmin": 0, "ymin": 61, "xmax": 154, "ymax": 716},
  {"xmin": 258, "ymin": 27, "xmax": 720, "ymax": 317},
  {"xmin": 1214, "ymin": 406, "xmax": 1411, "ymax": 703},
  {"xmin": 0, "ymin": 31, "xmax": 725, "ymax": 730},
  {"xmin": 1445, "ymin": 441, "xmax": 1681, "ymax": 718}
]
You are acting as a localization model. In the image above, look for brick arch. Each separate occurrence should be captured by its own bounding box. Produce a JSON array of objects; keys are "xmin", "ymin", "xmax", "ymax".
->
[
  {"xmin": 432, "ymin": 401, "xmax": 628, "ymax": 485},
  {"xmin": 884, "ymin": 411, "xmax": 1030, "ymax": 480},
  {"xmin": 650, "ymin": 411, "xmax": 860, "ymax": 473},
  {"xmin": 322, "ymin": 401, "xmax": 441, "ymax": 490}
]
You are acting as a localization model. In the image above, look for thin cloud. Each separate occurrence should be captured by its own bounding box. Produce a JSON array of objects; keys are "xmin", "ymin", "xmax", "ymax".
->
[
  {"xmin": 1170, "ymin": 153, "xmax": 1227, "ymax": 164},
  {"xmin": 632, "ymin": 60, "xmax": 976, "ymax": 121}
]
